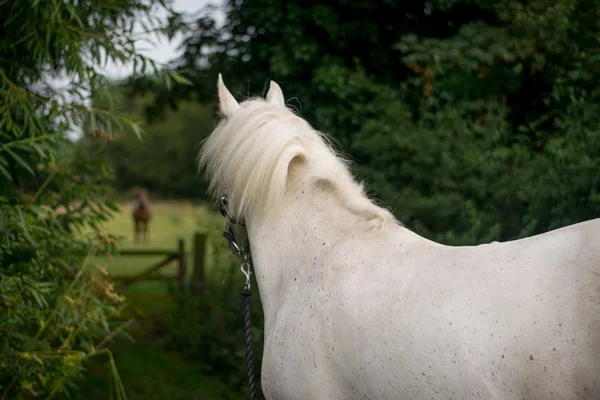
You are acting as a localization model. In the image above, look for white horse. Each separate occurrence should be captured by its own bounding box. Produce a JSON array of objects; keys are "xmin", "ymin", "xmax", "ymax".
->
[{"xmin": 199, "ymin": 74, "xmax": 600, "ymax": 400}]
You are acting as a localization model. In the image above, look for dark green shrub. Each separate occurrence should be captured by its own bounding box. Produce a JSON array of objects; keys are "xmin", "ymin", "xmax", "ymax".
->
[
  {"xmin": 165, "ymin": 218, "xmax": 264, "ymax": 396},
  {"xmin": 0, "ymin": 0, "xmax": 186, "ymax": 397},
  {"xmin": 148, "ymin": 0, "xmax": 600, "ymax": 245}
]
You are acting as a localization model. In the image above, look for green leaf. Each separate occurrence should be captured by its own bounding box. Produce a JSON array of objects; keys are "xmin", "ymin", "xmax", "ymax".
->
[
  {"xmin": 66, "ymin": 4, "xmax": 85, "ymax": 28},
  {"xmin": 16, "ymin": 208, "xmax": 37, "ymax": 247},
  {"xmin": 7, "ymin": 149, "xmax": 35, "ymax": 175},
  {"xmin": 89, "ymin": 109, "xmax": 96, "ymax": 132},
  {"xmin": 0, "ymin": 163, "xmax": 12, "ymax": 181},
  {"xmin": 129, "ymin": 122, "xmax": 143, "ymax": 140},
  {"xmin": 170, "ymin": 71, "xmax": 192, "ymax": 86},
  {"xmin": 163, "ymin": 71, "xmax": 172, "ymax": 90},
  {"xmin": 26, "ymin": 285, "xmax": 49, "ymax": 308}
]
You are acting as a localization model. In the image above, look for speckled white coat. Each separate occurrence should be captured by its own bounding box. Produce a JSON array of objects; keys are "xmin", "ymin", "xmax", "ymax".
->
[
  {"xmin": 250, "ymin": 185, "xmax": 600, "ymax": 400},
  {"xmin": 201, "ymin": 76, "xmax": 600, "ymax": 400}
]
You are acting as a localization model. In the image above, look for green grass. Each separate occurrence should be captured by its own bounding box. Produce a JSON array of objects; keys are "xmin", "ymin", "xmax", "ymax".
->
[
  {"xmin": 91, "ymin": 201, "xmax": 213, "ymax": 313},
  {"xmin": 100, "ymin": 200, "xmax": 211, "ymax": 248},
  {"xmin": 63, "ymin": 339, "xmax": 238, "ymax": 400},
  {"xmin": 67, "ymin": 200, "xmax": 240, "ymax": 400}
]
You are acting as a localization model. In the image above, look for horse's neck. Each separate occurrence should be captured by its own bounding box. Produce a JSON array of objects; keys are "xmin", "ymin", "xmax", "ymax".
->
[{"xmin": 246, "ymin": 179, "xmax": 380, "ymax": 328}]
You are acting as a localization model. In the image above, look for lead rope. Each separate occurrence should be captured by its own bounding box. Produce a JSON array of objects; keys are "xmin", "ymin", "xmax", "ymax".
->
[
  {"xmin": 241, "ymin": 260, "xmax": 258, "ymax": 400},
  {"xmin": 220, "ymin": 197, "xmax": 260, "ymax": 400}
]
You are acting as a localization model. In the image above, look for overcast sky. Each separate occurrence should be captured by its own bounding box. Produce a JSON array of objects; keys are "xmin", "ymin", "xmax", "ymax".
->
[
  {"xmin": 102, "ymin": 0, "xmax": 225, "ymax": 78},
  {"xmin": 62, "ymin": 0, "xmax": 223, "ymax": 139}
]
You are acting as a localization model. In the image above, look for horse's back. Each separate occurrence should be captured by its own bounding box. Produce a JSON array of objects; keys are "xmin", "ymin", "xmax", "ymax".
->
[
  {"xmin": 292, "ymin": 220, "xmax": 600, "ymax": 399},
  {"xmin": 262, "ymin": 219, "xmax": 600, "ymax": 399},
  {"xmin": 469, "ymin": 220, "xmax": 599, "ymax": 399},
  {"xmin": 424, "ymin": 219, "xmax": 600, "ymax": 399}
]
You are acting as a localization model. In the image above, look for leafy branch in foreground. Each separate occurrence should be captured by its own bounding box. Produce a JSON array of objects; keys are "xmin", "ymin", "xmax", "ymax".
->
[{"xmin": 0, "ymin": 0, "xmax": 190, "ymax": 398}]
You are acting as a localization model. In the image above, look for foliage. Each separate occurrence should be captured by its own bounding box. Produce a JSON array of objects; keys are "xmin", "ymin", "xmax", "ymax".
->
[
  {"xmin": 366, "ymin": 0, "xmax": 600, "ymax": 240},
  {"xmin": 86, "ymin": 87, "xmax": 215, "ymax": 199},
  {"xmin": 165, "ymin": 221, "xmax": 264, "ymax": 397},
  {"xmin": 134, "ymin": 0, "xmax": 498, "ymax": 142},
  {"xmin": 51, "ymin": 202, "xmax": 243, "ymax": 400},
  {"xmin": 0, "ymin": 0, "xmax": 187, "ymax": 397},
  {"xmin": 56, "ymin": 338, "xmax": 240, "ymax": 400},
  {"xmin": 132, "ymin": 0, "xmax": 600, "ymax": 244}
]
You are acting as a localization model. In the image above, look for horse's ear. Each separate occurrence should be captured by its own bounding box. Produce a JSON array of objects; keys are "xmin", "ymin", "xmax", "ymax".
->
[
  {"xmin": 217, "ymin": 73, "xmax": 239, "ymax": 117},
  {"xmin": 266, "ymin": 80, "xmax": 285, "ymax": 107}
]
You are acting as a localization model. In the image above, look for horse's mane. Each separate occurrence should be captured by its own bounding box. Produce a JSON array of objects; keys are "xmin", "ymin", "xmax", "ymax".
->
[{"xmin": 199, "ymin": 98, "xmax": 398, "ymax": 230}]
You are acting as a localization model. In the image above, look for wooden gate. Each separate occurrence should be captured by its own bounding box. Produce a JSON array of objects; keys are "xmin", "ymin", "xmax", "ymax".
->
[
  {"xmin": 112, "ymin": 233, "xmax": 207, "ymax": 292},
  {"xmin": 114, "ymin": 239, "xmax": 187, "ymax": 288}
]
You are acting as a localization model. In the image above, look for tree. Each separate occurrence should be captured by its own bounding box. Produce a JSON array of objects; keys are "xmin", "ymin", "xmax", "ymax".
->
[
  {"xmin": 135, "ymin": 0, "xmax": 498, "ymax": 145},
  {"xmin": 368, "ymin": 0, "xmax": 600, "ymax": 240},
  {"xmin": 139, "ymin": 0, "xmax": 599, "ymax": 244},
  {"xmin": 86, "ymin": 86, "xmax": 215, "ymax": 199},
  {"xmin": 0, "ymin": 0, "xmax": 185, "ymax": 397}
]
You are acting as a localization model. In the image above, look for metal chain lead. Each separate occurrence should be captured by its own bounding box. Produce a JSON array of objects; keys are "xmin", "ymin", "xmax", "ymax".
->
[{"xmin": 220, "ymin": 196, "xmax": 260, "ymax": 400}]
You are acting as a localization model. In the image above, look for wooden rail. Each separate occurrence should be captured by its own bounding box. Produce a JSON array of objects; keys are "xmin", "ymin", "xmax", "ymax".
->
[{"xmin": 107, "ymin": 233, "xmax": 206, "ymax": 293}]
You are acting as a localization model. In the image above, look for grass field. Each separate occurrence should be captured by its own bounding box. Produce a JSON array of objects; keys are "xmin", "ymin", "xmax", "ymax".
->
[
  {"xmin": 92, "ymin": 201, "xmax": 215, "ymax": 313},
  {"xmin": 64, "ymin": 200, "xmax": 240, "ymax": 400}
]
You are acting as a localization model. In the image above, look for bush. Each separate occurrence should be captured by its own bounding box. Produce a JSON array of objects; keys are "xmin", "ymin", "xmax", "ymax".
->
[
  {"xmin": 0, "ymin": 140, "xmax": 127, "ymax": 398},
  {"xmin": 165, "ymin": 217, "xmax": 265, "ymax": 396},
  {"xmin": 90, "ymin": 91, "xmax": 216, "ymax": 200},
  {"xmin": 150, "ymin": 0, "xmax": 600, "ymax": 245},
  {"xmin": 0, "ymin": 0, "xmax": 186, "ymax": 397}
]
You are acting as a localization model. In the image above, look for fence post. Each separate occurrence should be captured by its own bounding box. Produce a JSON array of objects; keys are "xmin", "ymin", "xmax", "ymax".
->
[
  {"xmin": 176, "ymin": 238, "xmax": 186, "ymax": 289},
  {"xmin": 192, "ymin": 232, "xmax": 206, "ymax": 294}
]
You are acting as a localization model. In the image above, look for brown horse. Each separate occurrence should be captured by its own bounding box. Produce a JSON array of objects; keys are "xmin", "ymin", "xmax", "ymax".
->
[{"xmin": 132, "ymin": 188, "xmax": 152, "ymax": 243}]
